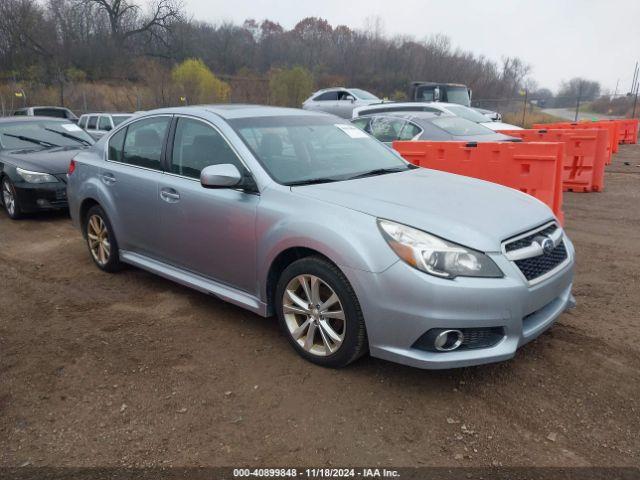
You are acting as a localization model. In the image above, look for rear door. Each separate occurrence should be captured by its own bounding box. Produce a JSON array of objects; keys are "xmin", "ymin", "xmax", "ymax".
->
[
  {"xmin": 100, "ymin": 115, "xmax": 171, "ymax": 258},
  {"xmin": 158, "ymin": 116, "xmax": 259, "ymax": 292}
]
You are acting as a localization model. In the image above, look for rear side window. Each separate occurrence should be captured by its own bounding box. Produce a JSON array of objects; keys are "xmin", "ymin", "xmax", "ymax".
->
[
  {"xmin": 351, "ymin": 118, "xmax": 370, "ymax": 131},
  {"xmin": 398, "ymin": 121, "xmax": 422, "ymax": 140},
  {"xmin": 121, "ymin": 117, "xmax": 170, "ymax": 169},
  {"xmin": 13, "ymin": 109, "xmax": 27, "ymax": 116},
  {"xmin": 370, "ymin": 117, "xmax": 407, "ymax": 142},
  {"xmin": 171, "ymin": 118, "xmax": 244, "ymax": 179},
  {"xmin": 87, "ymin": 116, "xmax": 98, "ymax": 129},
  {"xmin": 98, "ymin": 116, "xmax": 112, "ymax": 131},
  {"xmin": 33, "ymin": 108, "xmax": 67, "ymax": 118},
  {"xmin": 314, "ymin": 91, "xmax": 338, "ymax": 101},
  {"xmin": 431, "ymin": 117, "xmax": 491, "ymax": 136},
  {"xmin": 108, "ymin": 128, "xmax": 126, "ymax": 162}
]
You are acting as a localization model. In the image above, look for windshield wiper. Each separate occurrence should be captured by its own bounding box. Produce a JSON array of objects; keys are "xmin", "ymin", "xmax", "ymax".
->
[
  {"xmin": 1, "ymin": 133, "xmax": 59, "ymax": 148},
  {"xmin": 345, "ymin": 166, "xmax": 412, "ymax": 180},
  {"xmin": 286, "ymin": 177, "xmax": 341, "ymax": 186},
  {"xmin": 44, "ymin": 128, "xmax": 92, "ymax": 146}
]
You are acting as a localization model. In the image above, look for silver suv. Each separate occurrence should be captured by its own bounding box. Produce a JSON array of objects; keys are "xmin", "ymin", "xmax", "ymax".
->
[
  {"xmin": 67, "ymin": 105, "xmax": 575, "ymax": 369},
  {"xmin": 302, "ymin": 88, "xmax": 381, "ymax": 118}
]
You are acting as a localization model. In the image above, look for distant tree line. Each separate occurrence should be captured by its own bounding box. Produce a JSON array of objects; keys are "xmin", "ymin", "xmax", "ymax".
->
[{"xmin": 0, "ymin": 0, "xmax": 604, "ymax": 111}]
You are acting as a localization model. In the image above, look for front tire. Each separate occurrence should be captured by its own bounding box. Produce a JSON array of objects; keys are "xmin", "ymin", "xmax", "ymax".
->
[
  {"xmin": 85, "ymin": 205, "xmax": 122, "ymax": 272},
  {"xmin": 275, "ymin": 256, "xmax": 368, "ymax": 368},
  {"xmin": 2, "ymin": 177, "xmax": 22, "ymax": 219}
]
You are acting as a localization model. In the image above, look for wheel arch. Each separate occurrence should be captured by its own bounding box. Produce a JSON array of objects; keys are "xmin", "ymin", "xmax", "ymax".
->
[{"xmin": 79, "ymin": 197, "xmax": 101, "ymax": 237}]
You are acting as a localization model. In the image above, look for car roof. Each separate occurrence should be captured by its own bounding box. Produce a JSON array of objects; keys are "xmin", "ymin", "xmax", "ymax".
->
[
  {"xmin": 137, "ymin": 104, "xmax": 335, "ymax": 120},
  {"xmin": 79, "ymin": 112, "xmax": 132, "ymax": 116},
  {"xmin": 0, "ymin": 116, "xmax": 77, "ymax": 124},
  {"xmin": 367, "ymin": 111, "xmax": 453, "ymax": 122}
]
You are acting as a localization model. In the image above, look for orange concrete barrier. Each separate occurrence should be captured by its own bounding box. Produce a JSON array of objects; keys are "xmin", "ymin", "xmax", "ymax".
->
[
  {"xmin": 393, "ymin": 141, "xmax": 564, "ymax": 224},
  {"xmin": 499, "ymin": 129, "xmax": 607, "ymax": 192},
  {"xmin": 533, "ymin": 121, "xmax": 618, "ymax": 156}
]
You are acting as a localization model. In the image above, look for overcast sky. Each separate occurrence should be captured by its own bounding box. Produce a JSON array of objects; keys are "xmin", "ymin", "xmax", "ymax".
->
[{"xmin": 184, "ymin": 0, "xmax": 639, "ymax": 94}]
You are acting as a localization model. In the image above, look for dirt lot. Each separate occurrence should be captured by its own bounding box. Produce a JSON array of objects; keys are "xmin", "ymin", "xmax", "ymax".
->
[{"xmin": 1, "ymin": 146, "xmax": 639, "ymax": 468}]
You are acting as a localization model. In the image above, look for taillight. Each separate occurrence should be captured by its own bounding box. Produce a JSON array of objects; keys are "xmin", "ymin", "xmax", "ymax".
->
[{"xmin": 68, "ymin": 159, "xmax": 76, "ymax": 175}]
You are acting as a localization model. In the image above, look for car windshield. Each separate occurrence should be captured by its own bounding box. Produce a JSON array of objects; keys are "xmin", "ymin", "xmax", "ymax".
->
[
  {"xmin": 230, "ymin": 116, "xmax": 411, "ymax": 185},
  {"xmin": 446, "ymin": 87, "xmax": 471, "ymax": 107},
  {"xmin": 430, "ymin": 116, "xmax": 494, "ymax": 136},
  {"xmin": 112, "ymin": 115, "xmax": 131, "ymax": 126},
  {"xmin": 444, "ymin": 105, "xmax": 490, "ymax": 123},
  {"xmin": 350, "ymin": 89, "xmax": 379, "ymax": 101},
  {"xmin": 0, "ymin": 120, "xmax": 94, "ymax": 149}
]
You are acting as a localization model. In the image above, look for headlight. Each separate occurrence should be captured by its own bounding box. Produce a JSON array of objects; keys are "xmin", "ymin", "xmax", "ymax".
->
[
  {"xmin": 377, "ymin": 219, "xmax": 503, "ymax": 279},
  {"xmin": 16, "ymin": 167, "xmax": 59, "ymax": 184}
]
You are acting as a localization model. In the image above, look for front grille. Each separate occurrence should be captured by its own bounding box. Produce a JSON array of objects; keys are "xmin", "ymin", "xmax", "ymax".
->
[
  {"xmin": 504, "ymin": 224, "xmax": 557, "ymax": 252},
  {"xmin": 514, "ymin": 241, "xmax": 568, "ymax": 281}
]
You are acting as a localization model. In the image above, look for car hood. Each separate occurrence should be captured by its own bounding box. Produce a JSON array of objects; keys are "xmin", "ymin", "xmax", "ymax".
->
[
  {"xmin": 292, "ymin": 168, "xmax": 555, "ymax": 252},
  {"xmin": 1, "ymin": 146, "xmax": 84, "ymax": 175},
  {"xmin": 481, "ymin": 121, "xmax": 523, "ymax": 131}
]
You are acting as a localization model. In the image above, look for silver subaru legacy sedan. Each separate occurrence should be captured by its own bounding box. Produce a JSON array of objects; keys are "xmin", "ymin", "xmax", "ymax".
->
[{"xmin": 67, "ymin": 105, "xmax": 575, "ymax": 369}]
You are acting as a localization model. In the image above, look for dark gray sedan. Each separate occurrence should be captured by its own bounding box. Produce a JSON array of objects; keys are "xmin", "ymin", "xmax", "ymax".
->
[
  {"xmin": 352, "ymin": 111, "xmax": 520, "ymax": 144},
  {"xmin": 0, "ymin": 117, "xmax": 94, "ymax": 219}
]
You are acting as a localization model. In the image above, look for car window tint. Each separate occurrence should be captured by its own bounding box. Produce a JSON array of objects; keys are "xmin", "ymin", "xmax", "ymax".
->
[
  {"xmin": 314, "ymin": 91, "xmax": 338, "ymax": 101},
  {"xmin": 13, "ymin": 110, "xmax": 27, "ymax": 116},
  {"xmin": 33, "ymin": 108, "xmax": 68, "ymax": 118},
  {"xmin": 431, "ymin": 116, "xmax": 492, "ymax": 136},
  {"xmin": 98, "ymin": 116, "xmax": 112, "ymax": 131},
  {"xmin": 108, "ymin": 128, "xmax": 127, "ymax": 162},
  {"xmin": 121, "ymin": 117, "xmax": 170, "ymax": 169},
  {"xmin": 112, "ymin": 115, "xmax": 131, "ymax": 126},
  {"xmin": 78, "ymin": 117, "xmax": 87, "ymax": 128},
  {"xmin": 87, "ymin": 116, "xmax": 98, "ymax": 129},
  {"xmin": 337, "ymin": 91, "xmax": 353, "ymax": 101},
  {"xmin": 171, "ymin": 118, "xmax": 244, "ymax": 179},
  {"xmin": 370, "ymin": 117, "xmax": 406, "ymax": 142}
]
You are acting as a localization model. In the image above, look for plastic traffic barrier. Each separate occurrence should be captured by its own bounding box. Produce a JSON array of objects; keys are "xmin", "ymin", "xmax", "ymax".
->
[
  {"xmin": 499, "ymin": 129, "xmax": 607, "ymax": 192},
  {"xmin": 533, "ymin": 121, "xmax": 618, "ymax": 156},
  {"xmin": 393, "ymin": 140, "xmax": 565, "ymax": 224},
  {"xmin": 612, "ymin": 119, "xmax": 639, "ymax": 144}
]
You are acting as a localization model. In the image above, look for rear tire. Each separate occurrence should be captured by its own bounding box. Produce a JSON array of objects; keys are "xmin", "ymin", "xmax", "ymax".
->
[
  {"xmin": 85, "ymin": 205, "xmax": 122, "ymax": 272},
  {"xmin": 275, "ymin": 256, "xmax": 368, "ymax": 368},
  {"xmin": 2, "ymin": 177, "xmax": 22, "ymax": 219}
]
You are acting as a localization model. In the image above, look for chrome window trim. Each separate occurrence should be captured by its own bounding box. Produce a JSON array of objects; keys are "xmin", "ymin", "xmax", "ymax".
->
[{"xmin": 501, "ymin": 221, "xmax": 572, "ymax": 286}]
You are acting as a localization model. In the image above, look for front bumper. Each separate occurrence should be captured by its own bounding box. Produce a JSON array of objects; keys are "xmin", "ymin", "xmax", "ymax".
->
[
  {"xmin": 343, "ymin": 237, "xmax": 575, "ymax": 369},
  {"xmin": 14, "ymin": 180, "xmax": 68, "ymax": 212}
]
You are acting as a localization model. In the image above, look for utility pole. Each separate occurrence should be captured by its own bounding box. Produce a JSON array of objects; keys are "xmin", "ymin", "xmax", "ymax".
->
[
  {"xmin": 521, "ymin": 89, "xmax": 528, "ymax": 127},
  {"xmin": 613, "ymin": 78, "xmax": 619, "ymax": 98},
  {"xmin": 633, "ymin": 79, "xmax": 639, "ymax": 118},
  {"xmin": 574, "ymin": 81, "xmax": 583, "ymax": 122}
]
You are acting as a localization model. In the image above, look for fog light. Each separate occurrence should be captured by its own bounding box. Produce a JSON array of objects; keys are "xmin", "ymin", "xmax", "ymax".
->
[{"xmin": 434, "ymin": 329, "xmax": 464, "ymax": 351}]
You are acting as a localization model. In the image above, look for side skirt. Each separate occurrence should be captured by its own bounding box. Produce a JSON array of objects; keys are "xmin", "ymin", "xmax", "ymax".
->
[{"xmin": 119, "ymin": 250, "xmax": 268, "ymax": 317}]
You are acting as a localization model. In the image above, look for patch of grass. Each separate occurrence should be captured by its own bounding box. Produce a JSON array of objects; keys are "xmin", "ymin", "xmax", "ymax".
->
[{"xmin": 503, "ymin": 107, "xmax": 565, "ymax": 129}]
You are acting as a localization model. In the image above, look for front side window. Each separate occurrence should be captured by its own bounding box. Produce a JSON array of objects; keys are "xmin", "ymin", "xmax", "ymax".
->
[
  {"xmin": 98, "ymin": 116, "xmax": 112, "ymax": 131},
  {"xmin": 78, "ymin": 117, "xmax": 87, "ymax": 128},
  {"xmin": 445, "ymin": 87, "xmax": 471, "ymax": 107},
  {"xmin": 87, "ymin": 116, "xmax": 98, "ymax": 129},
  {"xmin": 171, "ymin": 118, "xmax": 244, "ymax": 179},
  {"xmin": 231, "ymin": 116, "xmax": 410, "ymax": 186},
  {"xmin": 121, "ymin": 117, "xmax": 170, "ymax": 169}
]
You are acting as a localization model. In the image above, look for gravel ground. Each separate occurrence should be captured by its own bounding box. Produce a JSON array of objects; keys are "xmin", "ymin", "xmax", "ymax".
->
[{"xmin": 1, "ymin": 145, "xmax": 639, "ymax": 468}]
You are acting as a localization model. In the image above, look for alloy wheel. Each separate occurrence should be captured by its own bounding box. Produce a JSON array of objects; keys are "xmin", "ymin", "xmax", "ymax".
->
[
  {"xmin": 2, "ymin": 179, "xmax": 15, "ymax": 216},
  {"xmin": 282, "ymin": 274, "xmax": 346, "ymax": 356},
  {"xmin": 87, "ymin": 214, "xmax": 111, "ymax": 266}
]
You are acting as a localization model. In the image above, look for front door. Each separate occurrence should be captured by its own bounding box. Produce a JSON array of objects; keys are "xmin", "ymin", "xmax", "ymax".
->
[{"xmin": 158, "ymin": 116, "xmax": 259, "ymax": 293}]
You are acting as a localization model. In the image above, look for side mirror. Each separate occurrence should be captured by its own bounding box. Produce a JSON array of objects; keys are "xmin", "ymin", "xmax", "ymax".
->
[{"xmin": 200, "ymin": 164, "xmax": 242, "ymax": 189}]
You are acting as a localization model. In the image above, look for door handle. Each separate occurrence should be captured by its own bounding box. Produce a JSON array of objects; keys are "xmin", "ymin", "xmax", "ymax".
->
[
  {"xmin": 101, "ymin": 172, "xmax": 116, "ymax": 185},
  {"xmin": 160, "ymin": 188, "xmax": 180, "ymax": 202}
]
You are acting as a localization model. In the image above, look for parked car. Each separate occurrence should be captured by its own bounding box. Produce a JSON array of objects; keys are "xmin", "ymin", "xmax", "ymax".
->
[
  {"xmin": 351, "ymin": 112, "xmax": 520, "ymax": 144},
  {"xmin": 408, "ymin": 81, "xmax": 502, "ymax": 121},
  {"xmin": 0, "ymin": 117, "xmax": 94, "ymax": 219},
  {"xmin": 78, "ymin": 112, "xmax": 133, "ymax": 140},
  {"xmin": 67, "ymin": 105, "xmax": 575, "ymax": 370},
  {"xmin": 13, "ymin": 106, "xmax": 79, "ymax": 123},
  {"xmin": 353, "ymin": 102, "xmax": 520, "ymax": 131},
  {"xmin": 302, "ymin": 87, "xmax": 382, "ymax": 118}
]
